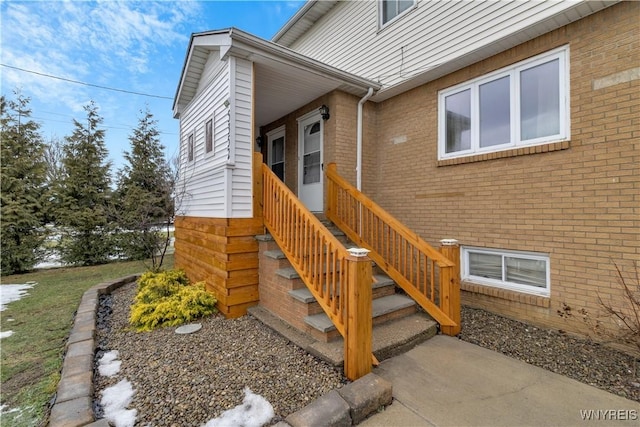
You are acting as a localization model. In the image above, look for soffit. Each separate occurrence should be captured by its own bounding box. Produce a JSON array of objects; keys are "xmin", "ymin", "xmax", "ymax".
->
[
  {"xmin": 252, "ymin": 56, "xmax": 362, "ymax": 127},
  {"xmin": 272, "ymin": 1, "xmax": 338, "ymax": 47},
  {"xmin": 173, "ymin": 28, "xmax": 380, "ymax": 124}
]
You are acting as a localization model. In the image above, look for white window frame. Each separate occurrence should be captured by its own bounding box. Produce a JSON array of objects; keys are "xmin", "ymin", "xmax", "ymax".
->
[
  {"xmin": 462, "ymin": 246, "xmax": 550, "ymax": 297},
  {"xmin": 379, "ymin": 0, "xmax": 416, "ymax": 28},
  {"xmin": 438, "ymin": 46, "xmax": 570, "ymax": 160}
]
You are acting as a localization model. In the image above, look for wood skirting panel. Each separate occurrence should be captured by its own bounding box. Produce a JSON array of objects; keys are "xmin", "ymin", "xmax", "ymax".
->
[{"xmin": 174, "ymin": 216, "xmax": 264, "ymax": 318}]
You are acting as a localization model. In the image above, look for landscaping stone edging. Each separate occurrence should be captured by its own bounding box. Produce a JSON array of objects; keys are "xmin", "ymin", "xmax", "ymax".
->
[
  {"xmin": 48, "ymin": 275, "xmax": 140, "ymax": 427},
  {"xmin": 48, "ymin": 275, "xmax": 393, "ymax": 427}
]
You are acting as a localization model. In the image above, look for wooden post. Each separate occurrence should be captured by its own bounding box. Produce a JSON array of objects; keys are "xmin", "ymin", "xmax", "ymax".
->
[
  {"xmin": 325, "ymin": 163, "xmax": 336, "ymax": 220},
  {"xmin": 253, "ymin": 152, "xmax": 264, "ymax": 221},
  {"xmin": 439, "ymin": 239, "xmax": 461, "ymax": 336},
  {"xmin": 344, "ymin": 248, "xmax": 373, "ymax": 381}
]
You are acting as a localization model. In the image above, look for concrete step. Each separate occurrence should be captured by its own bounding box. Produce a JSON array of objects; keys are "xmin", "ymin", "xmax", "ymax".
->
[
  {"xmin": 248, "ymin": 305, "xmax": 438, "ymax": 367},
  {"xmin": 287, "ymin": 273, "xmax": 397, "ymax": 304},
  {"xmin": 304, "ymin": 294, "xmax": 416, "ymax": 334}
]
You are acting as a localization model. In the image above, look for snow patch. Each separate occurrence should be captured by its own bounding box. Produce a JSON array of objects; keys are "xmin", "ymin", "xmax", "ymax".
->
[
  {"xmin": 0, "ymin": 283, "xmax": 36, "ymax": 311},
  {"xmin": 1, "ymin": 331, "xmax": 14, "ymax": 339},
  {"xmin": 100, "ymin": 379, "xmax": 137, "ymax": 427},
  {"xmin": 98, "ymin": 350, "xmax": 121, "ymax": 377},
  {"xmin": 203, "ymin": 387, "xmax": 274, "ymax": 427}
]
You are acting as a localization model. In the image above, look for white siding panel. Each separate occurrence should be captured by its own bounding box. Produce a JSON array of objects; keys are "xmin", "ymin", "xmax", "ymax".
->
[
  {"xmin": 178, "ymin": 55, "xmax": 255, "ymax": 218},
  {"xmin": 178, "ymin": 55, "xmax": 232, "ymax": 218},
  {"xmin": 288, "ymin": 1, "xmax": 598, "ymax": 90},
  {"xmin": 197, "ymin": 50, "xmax": 225, "ymax": 93},
  {"xmin": 229, "ymin": 57, "xmax": 255, "ymax": 218}
]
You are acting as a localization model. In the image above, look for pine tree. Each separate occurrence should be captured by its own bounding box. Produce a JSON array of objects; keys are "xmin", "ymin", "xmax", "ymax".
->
[
  {"xmin": 115, "ymin": 107, "xmax": 173, "ymax": 269},
  {"xmin": 0, "ymin": 93, "xmax": 48, "ymax": 274},
  {"xmin": 56, "ymin": 101, "xmax": 114, "ymax": 265}
]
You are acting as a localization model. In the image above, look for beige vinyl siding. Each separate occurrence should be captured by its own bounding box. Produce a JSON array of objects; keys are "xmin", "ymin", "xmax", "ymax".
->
[{"xmin": 288, "ymin": 1, "xmax": 606, "ymax": 90}]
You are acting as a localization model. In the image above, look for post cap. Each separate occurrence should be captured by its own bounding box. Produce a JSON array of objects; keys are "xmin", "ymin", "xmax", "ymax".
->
[
  {"xmin": 347, "ymin": 247, "xmax": 371, "ymax": 257},
  {"xmin": 440, "ymin": 239, "xmax": 459, "ymax": 246}
]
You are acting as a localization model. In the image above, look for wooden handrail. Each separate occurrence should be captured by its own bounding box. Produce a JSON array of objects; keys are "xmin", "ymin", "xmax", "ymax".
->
[
  {"xmin": 326, "ymin": 163, "xmax": 460, "ymax": 333},
  {"xmin": 261, "ymin": 161, "xmax": 374, "ymax": 377},
  {"xmin": 262, "ymin": 164, "xmax": 349, "ymax": 336}
]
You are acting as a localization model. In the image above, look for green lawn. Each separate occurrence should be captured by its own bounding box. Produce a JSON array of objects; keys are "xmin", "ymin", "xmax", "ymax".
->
[{"xmin": 0, "ymin": 255, "xmax": 174, "ymax": 426}]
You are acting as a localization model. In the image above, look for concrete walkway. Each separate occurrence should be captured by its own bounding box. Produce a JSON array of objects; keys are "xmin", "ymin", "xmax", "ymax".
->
[{"xmin": 361, "ymin": 335, "xmax": 640, "ymax": 427}]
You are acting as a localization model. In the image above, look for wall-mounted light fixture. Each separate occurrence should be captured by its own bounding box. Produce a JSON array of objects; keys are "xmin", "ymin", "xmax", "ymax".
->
[
  {"xmin": 256, "ymin": 136, "xmax": 263, "ymax": 148},
  {"xmin": 319, "ymin": 104, "xmax": 330, "ymax": 121}
]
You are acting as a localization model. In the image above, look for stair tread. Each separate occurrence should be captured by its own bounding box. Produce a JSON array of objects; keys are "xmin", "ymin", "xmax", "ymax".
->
[
  {"xmin": 289, "ymin": 288, "xmax": 315, "ymax": 303},
  {"xmin": 372, "ymin": 274, "xmax": 394, "ymax": 288},
  {"xmin": 264, "ymin": 249, "xmax": 286, "ymax": 259},
  {"xmin": 276, "ymin": 267, "xmax": 300, "ymax": 279},
  {"xmin": 304, "ymin": 294, "xmax": 416, "ymax": 332},
  {"xmin": 288, "ymin": 274, "xmax": 396, "ymax": 304},
  {"xmin": 249, "ymin": 306, "xmax": 438, "ymax": 366}
]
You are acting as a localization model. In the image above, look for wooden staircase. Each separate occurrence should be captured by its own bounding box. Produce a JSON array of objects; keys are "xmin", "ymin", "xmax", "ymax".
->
[
  {"xmin": 252, "ymin": 154, "xmax": 458, "ymax": 378},
  {"xmin": 255, "ymin": 223, "xmax": 438, "ymax": 359}
]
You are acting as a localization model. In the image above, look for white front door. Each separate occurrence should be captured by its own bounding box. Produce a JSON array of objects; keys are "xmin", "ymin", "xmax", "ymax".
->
[{"xmin": 298, "ymin": 113, "xmax": 323, "ymax": 212}]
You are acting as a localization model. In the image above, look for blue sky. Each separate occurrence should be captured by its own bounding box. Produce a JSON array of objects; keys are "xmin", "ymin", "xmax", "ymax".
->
[{"xmin": 1, "ymin": 0, "xmax": 304, "ymax": 173}]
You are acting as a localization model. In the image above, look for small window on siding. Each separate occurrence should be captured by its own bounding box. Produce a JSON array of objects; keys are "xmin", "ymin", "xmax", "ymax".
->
[
  {"xmin": 380, "ymin": 0, "xmax": 415, "ymax": 26},
  {"xmin": 187, "ymin": 132, "xmax": 194, "ymax": 162},
  {"xmin": 438, "ymin": 46, "xmax": 569, "ymax": 160},
  {"xmin": 462, "ymin": 246, "xmax": 550, "ymax": 296},
  {"xmin": 205, "ymin": 118, "xmax": 213, "ymax": 154}
]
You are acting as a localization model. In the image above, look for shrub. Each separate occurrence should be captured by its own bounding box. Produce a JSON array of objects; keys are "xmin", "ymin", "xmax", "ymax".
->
[
  {"xmin": 130, "ymin": 269, "xmax": 217, "ymax": 332},
  {"xmin": 558, "ymin": 260, "xmax": 640, "ymax": 354}
]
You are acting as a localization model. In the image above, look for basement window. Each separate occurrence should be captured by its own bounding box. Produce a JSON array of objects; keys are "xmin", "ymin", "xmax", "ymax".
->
[{"xmin": 462, "ymin": 246, "xmax": 550, "ymax": 296}]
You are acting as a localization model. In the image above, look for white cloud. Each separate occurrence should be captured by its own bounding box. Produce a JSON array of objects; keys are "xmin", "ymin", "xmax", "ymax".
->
[{"xmin": 1, "ymin": 1, "xmax": 197, "ymax": 110}]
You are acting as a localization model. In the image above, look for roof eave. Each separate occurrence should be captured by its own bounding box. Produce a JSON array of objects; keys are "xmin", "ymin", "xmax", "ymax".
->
[{"xmin": 271, "ymin": 0, "xmax": 317, "ymax": 44}]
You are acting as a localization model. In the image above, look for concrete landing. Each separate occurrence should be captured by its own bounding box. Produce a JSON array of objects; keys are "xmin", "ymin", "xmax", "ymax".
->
[
  {"xmin": 248, "ymin": 306, "xmax": 437, "ymax": 366},
  {"xmin": 360, "ymin": 335, "xmax": 640, "ymax": 427}
]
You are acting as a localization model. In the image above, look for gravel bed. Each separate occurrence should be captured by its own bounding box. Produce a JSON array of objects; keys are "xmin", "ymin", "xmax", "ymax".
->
[
  {"xmin": 93, "ymin": 282, "xmax": 347, "ymax": 426},
  {"xmin": 459, "ymin": 306, "xmax": 640, "ymax": 402},
  {"xmin": 94, "ymin": 283, "xmax": 640, "ymax": 426}
]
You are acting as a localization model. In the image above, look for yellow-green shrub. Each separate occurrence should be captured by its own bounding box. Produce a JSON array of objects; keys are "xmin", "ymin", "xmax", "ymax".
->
[{"xmin": 129, "ymin": 269, "xmax": 217, "ymax": 332}]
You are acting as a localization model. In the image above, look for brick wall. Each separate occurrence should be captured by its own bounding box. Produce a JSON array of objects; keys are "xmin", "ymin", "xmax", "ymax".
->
[
  {"xmin": 258, "ymin": 2, "xmax": 638, "ymax": 338},
  {"xmin": 260, "ymin": 90, "xmax": 362, "ymax": 204},
  {"xmin": 369, "ymin": 1, "xmax": 639, "ymax": 335}
]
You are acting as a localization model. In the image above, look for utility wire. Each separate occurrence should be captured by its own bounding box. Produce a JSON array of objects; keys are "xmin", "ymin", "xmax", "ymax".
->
[
  {"xmin": 1, "ymin": 63, "xmax": 173, "ymax": 100},
  {"xmin": 30, "ymin": 115, "xmax": 177, "ymax": 136}
]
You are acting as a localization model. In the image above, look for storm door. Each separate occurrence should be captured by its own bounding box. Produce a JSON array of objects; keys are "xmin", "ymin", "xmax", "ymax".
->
[{"xmin": 298, "ymin": 113, "xmax": 323, "ymax": 212}]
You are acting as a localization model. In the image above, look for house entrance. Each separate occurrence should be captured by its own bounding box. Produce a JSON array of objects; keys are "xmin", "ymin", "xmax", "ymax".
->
[{"xmin": 298, "ymin": 113, "xmax": 323, "ymax": 212}]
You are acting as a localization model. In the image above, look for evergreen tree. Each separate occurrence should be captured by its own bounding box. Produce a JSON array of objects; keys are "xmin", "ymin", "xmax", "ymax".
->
[
  {"xmin": 0, "ymin": 93, "xmax": 48, "ymax": 274},
  {"xmin": 43, "ymin": 135, "xmax": 65, "ymax": 225},
  {"xmin": 56, "ymin": 101, "xmax": 114, "ymax": 265},
  {"xmin": 115, "ymin": 107, "xmax": 173, "ymax": 269}
]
